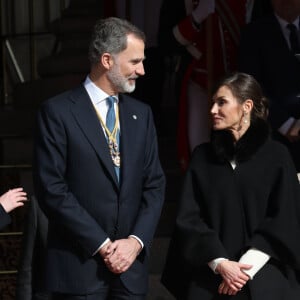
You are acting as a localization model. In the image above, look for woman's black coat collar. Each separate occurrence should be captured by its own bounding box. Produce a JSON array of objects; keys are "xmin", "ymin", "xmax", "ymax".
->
[{"xmin": 210, "ymin": 119, "xmax": 270, "ymax": 163}]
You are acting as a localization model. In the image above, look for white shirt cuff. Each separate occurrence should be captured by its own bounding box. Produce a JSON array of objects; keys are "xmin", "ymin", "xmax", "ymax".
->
[
  {"xmin": 208, "ymin": 258, "xmax": 228, "ymax": 274},
  {"xmin": 93, "ymin": 235, "xmax": 144, "ymax": 257},
  {"xmin": 278, "ymin": 117, "xmax": 295, "ymax": 135},
  {"xmin": 239, "ymin": 248, "xmax": 270, "ymax": 279},
  {"xmin": 129, "ymin": 235, "xmax": 144, "ymax": 251},
  {"xmin": 93, "ymin": 237, "xmax": 111, "ymax": 256}
]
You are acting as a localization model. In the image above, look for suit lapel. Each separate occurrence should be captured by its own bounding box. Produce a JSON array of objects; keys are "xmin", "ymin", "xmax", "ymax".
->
[
  {"xmin": 118, "ymin": 95, "xmax": 139, "ymax": 189},
  {"xmin": 271, "ymin": 15, "xmax": 292, "ymax": 53},
  {"xmin": 69, "ymin": 85, "xmax": 119, "ymax": 186}
]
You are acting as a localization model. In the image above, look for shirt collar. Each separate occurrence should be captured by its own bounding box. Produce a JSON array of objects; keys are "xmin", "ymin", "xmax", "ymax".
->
[
  {"xmin": 83, "ymin": 76, "xmax": 119, "ymax": 105},
  {"xmin": 275, "ymin": 14, "xmax": 300, "ymax": 30}
]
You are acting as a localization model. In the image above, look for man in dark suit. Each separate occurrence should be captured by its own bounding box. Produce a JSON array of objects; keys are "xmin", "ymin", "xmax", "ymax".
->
[
  {"xmin": 33, "ymin": 17, "xmax": 165, "ymax": 300},
  {"xmin": 238, "ymin": 0, "xmax": 300, "ymax": 171}
]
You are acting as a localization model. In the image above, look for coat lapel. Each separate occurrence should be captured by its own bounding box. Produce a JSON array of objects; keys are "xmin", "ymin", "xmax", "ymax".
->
[{"xmin": 69, "ymin": 85, "xmax": 119, "ymax": 186}]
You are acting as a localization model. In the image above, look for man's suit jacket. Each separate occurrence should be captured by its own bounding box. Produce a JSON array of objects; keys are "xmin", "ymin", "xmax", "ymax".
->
[
  {"xmin": 33, "ymin": 84, "xmax": 165, "ymax": 295},
  {"xmin": 238, "ymin": 13, "xmax": 300, "ymax": 129}
]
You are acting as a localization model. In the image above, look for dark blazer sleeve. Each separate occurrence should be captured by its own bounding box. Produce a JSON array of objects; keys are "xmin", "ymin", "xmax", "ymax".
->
[
  {"xmin": 16, "ymin": 196, "xmax": 50, "ymax": 300},
  {"xmin": 0, "ymin": 204, "xmax": 11, "ymax": 230},
  {"xmin": 125, "ymin": 104, "xmax": 166, "ymax": 252}
]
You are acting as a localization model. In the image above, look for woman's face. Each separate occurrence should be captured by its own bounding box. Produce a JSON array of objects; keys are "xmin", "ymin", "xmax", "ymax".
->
[{"xmin": 210, "ymin": 85, "xmax": 244, "ymax": 132}]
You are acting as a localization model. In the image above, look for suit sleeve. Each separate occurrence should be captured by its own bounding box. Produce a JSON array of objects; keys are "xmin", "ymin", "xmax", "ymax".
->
[
  {"xmin": 0, "ymin": 204, "xmax": 11, "ymax": 230},
  {"xmin": 129, "ymin": 106, "xmax": 165, "ymax": 253}
]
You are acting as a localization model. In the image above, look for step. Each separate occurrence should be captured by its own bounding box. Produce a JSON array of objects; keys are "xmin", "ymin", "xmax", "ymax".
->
[
  {"xmin": 0, "ymin": 272, "xmax": 17, "ymax": 299},
  {"xmin": 147, "ymin": 274, "xmax": 175, "ymax": 300},
  {"xmin": 0, "ymin": 233, "xmax": 23, "ymax": 271}
]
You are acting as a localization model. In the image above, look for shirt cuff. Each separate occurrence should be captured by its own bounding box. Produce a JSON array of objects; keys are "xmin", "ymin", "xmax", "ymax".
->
[
  {"xmin": 93, "ymin": 237, "xmax": 111, "ymax": 256},
  {"xmin": 239, "ymin": 248, "xmax": 270, "ymax": 279},
  {"xmin": 278, "ymin": 117, "xmax": 295, "ymax": 135},
  {"xmin": 129, "ymin": 235, "xmax": 144, "ymax": 252},
  {"xmin": 208, "ymin": 258, "xmax": 228, "ymax": 274}
]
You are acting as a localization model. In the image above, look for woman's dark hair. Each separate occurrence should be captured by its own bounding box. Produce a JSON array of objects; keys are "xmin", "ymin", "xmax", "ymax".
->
[{"xmin": 212, "ymin": 72, "xmax": 269, "ymax": 121}]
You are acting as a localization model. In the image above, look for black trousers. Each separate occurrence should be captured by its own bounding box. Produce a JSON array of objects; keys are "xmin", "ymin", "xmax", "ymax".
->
[{"xmin": 52, "ymin": 276, "xmax": 145, "ymax": 300}]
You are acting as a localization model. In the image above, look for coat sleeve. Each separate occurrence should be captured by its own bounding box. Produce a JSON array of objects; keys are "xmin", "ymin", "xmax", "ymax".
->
[
  {"xmin": 175, "ymin": 148, "xmax": 229, "ymax": 267},
  {"xmin": 249, "ymin": 146, "xmax": 300, "ymax": 270},
  {"xmin": 0, "ymin": 204, "xmax": 11, "ymax": 230}
]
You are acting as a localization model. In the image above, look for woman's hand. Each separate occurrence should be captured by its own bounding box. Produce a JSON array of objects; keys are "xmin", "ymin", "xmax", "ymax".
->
[
  {"xmin": 216, "ymin": 260, "xmax": 251, "ymax": 294},
  {"xmin": 0, "ymin": 188, "xmax": 27, "ymax": 213}
]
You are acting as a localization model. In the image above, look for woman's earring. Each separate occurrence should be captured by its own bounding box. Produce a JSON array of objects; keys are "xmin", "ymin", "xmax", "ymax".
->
[{"xmin": 243, "ymin": 111, "xmax": 248, "ymax": 124}]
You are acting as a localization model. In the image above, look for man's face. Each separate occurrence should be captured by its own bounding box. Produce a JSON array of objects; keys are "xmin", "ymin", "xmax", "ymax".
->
[{"xmin": 107, "ymin": 34, "xmax": 145, "ymax": 94}]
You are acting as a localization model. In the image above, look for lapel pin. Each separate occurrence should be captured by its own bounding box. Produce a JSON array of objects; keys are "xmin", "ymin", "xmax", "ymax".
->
[{"xmin": 133, "ymin": 115, "xmax": 137, "ymax": 120}]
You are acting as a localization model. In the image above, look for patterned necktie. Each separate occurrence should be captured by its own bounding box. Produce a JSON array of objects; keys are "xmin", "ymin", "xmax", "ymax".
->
[
  {"xmin": 106, "ymin": 96, "xmax": 116, "ymax": 133},
  {"xmin": 106, "ymin": 96, "xmax": 120, "ymax": 181},
  {"xmin": 287, "ymin": 23, "xmax": 300, "ymax": 54}
]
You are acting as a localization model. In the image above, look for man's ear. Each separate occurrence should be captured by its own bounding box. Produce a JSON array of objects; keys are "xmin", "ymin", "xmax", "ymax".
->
[{"xmin": 101, "ymin": 53, "xmax": 113, "ymax": 70}]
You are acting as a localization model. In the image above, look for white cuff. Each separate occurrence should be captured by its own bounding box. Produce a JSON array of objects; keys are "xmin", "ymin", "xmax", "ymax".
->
[
  {"xmin": 278, "ymin": 117, "xmax": 295, "ymax": 135},
  {"xmin": 93, "ymin": 237, "xmax": 111, "ymax": 256},
  {"xmin": 192, "ymin": 0, "xmax": 215, "ymax": 24},
  {"xmin": 129, "ymin": 235, "xmax": 144, "ymax": 250},
  {"xmin": 172, "ymin": 26, "xmax": 202, "ymax": 59},
  {"xmin": 208, "ymin": 258, "xmax": 228, "ymax": 274},
  {"xmin": 239, "ymin": 248, "xmax": 270, "ymax": 279}
]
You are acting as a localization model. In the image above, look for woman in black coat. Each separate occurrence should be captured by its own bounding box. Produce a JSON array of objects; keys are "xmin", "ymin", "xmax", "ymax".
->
[{"xmin": 162, "ymin": 72, "xmax": 300, "ymax": 299}]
